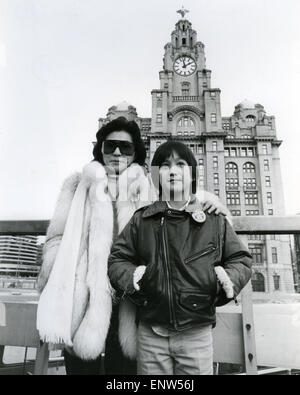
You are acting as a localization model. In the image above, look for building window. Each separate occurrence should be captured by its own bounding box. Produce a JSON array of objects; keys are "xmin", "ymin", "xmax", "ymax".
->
[
  {"xmin": 224, "ymin": 148, "xmax": 230, "ymax": 157},
  {"xmin": 242, "ymin": 134, "xmax": 252, "ymax": 139},
  {"xmin": 181, "ymin": 82, "xmax": 190, "ymax": 96},
  {"xmin": 246, "ymin": 210, "xmax": 259, "ymax": 216},
  {"xmin": 243, "ymin": 162, "xmax": 255, "ymax": 173},
  {"xmin": 214, "ymin": 173, "xmax": 219, "ymax": 186},
  {"xmin": 225, "ymin": 162, "xmax": 238, "ymax": 175},
  {"xmin": 212, "ymin": 141, "xmax": 218, "ymax": 151},
  {"xmin": 226, "ymin": 134, "xmax": 235, "ymax": 140},
  {"xmin": 226, "ymin": 178, "xmax": 239, "ymax": 189},
  {"xmin": 177, "ymin": 116, "xmax": 196, "ymax": 135},
  {"xmin": 231, "ymin": 148, "xmax": 237, "ymax": 157},
  {"xmin": 198, "ymin": 159, "xmax": 204, "ymax": 174},
  {"xmin": 249, "ymin": 244, "xmax": 263, "ymax": 264},
  {"xmin": 267, "ymin": 192, "xmax": 272, "ymax": 204},
  {"xmin": 248, "ymin": 148, "xmax": 254, "ymax": 157},
  {"xmin": 210, "ymin": 91, "xmax": 216, "ymax": 98},
  {"xmin": 246, "ymin": 115, "xmax": 256, "ymax": 126},
  {"xmin": 223, "ymin": 122, "xmax": 231, "ymax": 131},
  {"xmin": 262, "ymin": 144, "xmax": 268, "ymax": 155},
  {"xmin": 226, "ymin": 192, "xmax": 240, "ymax": 206},
  {"xmin": 243, "ymin": 178, "xmax": 257, "ymax": 189},
  {"xmin": 213, "ymin": 156, "xmax": 218, "ymax": 170},
  {"xmin": 252, "ymin": 273, "xmax": 265, "ymax": 292},
  {"xmin": 178, "ymin": 116, "xmax": 194, "ymax": 127},
  {"xmin": 182, "ymin": 38, "xmax": 186, "ymax": 46},
  {"xmin": 265, "ymin": 176, "xmax": 271, "ymax": 187},
  {"xmin": 248, "ymin": 235, "xmax": 265, "ymax": 241},
  {"xmin": 231, "ymin": 210, "xmax": 241, "ymax": 216},
  {"xmin": 211, "ymin": 113, "xmax": 217, "ymax": 123},
  {"xmin": 164, "ymin": 83, "xmax": 168, "ymax": 89},
  {"xmin": 245, "ymin": 192, "xmax": 258, "ymax": 205},
  {"xmin": 156, "ymin": 92, "xmax": 162, "ymax": 99},
  {"xmin": 264, "ymin": 159, "xmax": 270, "ymax": 172},
  {"xmin": 214, "ymin": 189, "xmax": 220, "ymax": 197},
  {"xmin": 241, "ymin": 148, "xmax": 247, "ymax": 157},
  {"xmin": 273, "ymin": 274, "xmax": 280, "ymax": 290},
  {"xmin": 199, "ymin": 175, "xmax": 205, "ymax": 188},
  {"xmin": 156, "ymin": 114, "xmax": 162, "ymax": 123},
  {"xmin": 197, "ymin": 145, "xmax": 203, "ymax": 154},
  {"xmin": 189, "ymin": 144, "xmax": 195, "ymax": 153},
  {"xmin": 268, "ymin": 209, "xmax": 274, "ymax": 216},
  {"xmin": 272, "ymin": 247, "xmax": 278, "ymax": 264},
  {"xmin": 203, "ymin": 81, "xmax": 208, "ymax": 88}
]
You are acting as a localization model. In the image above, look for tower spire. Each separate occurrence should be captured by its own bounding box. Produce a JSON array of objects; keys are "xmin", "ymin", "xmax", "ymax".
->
[{"xmin": 176, "ymin": 6, "xmax": 189, "ymax": 19}]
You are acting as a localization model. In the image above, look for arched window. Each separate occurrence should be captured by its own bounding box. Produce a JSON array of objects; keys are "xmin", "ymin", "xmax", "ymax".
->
[
  {"xmin": 246, "ymin": 115, "xmax": 256, "ymax": 126},
  {"xmin": 177, "ymin": 116, "xmax": 196, "ymax": 135},
  {"xmin": 243, "ymin": 162, "xmax": 255, "ymax": 173},
  {"xmin": 252, "ymin": 272, "xmax": 265, "ymax": 292},
  {"xmin": 225, "ymin": 162, "xmax": 238, "ymax": 175}
]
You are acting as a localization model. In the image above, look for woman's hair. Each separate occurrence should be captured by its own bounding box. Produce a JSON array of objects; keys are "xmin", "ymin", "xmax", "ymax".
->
[
  {"xmin": 151, "ymin": 141, "xmax": 198, "ymax": 195},
  {"xmin": 93, "ymin": 117, "xmax": 146, "ymax": 166}
]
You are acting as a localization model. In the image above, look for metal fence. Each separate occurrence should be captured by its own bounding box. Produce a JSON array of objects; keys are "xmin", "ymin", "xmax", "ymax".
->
[{"xmin": 0, "ymin": 217, "xmax": 300, "ymax": 375}]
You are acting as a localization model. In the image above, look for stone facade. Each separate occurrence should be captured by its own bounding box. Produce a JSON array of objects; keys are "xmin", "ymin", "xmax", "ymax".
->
[{"xmin": 97, "ymin": 16, "xmax": 295, "ymax": 293}]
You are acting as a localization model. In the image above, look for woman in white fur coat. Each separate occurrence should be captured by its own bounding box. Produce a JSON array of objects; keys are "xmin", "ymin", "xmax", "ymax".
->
[{"xmin": 36, "ymin": 116, "xmax": 229, "ymax": 375}]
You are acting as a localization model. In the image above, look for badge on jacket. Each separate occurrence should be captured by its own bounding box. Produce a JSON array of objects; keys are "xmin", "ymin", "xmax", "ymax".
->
[{"xmin": 191, "ymin": 210, "xmax": 206, "ymax": 223}]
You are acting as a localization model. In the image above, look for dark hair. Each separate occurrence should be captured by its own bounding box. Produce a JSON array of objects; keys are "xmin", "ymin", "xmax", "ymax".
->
[
  {"xmin": 93, "ymin": 117, "xmax": 146, "ymax": 166},
  {"xmin": 151, "ymin": 141, "xmax": 198, "ymax": 195}
]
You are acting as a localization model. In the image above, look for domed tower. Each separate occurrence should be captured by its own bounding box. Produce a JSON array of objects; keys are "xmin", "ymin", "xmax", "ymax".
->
[{"xmin": 150, "ymin": 8, "xmax": 222, "ymax": 139}]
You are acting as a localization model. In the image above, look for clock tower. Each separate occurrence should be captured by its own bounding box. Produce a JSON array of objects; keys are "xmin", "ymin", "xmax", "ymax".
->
[
  {"xmin": 150, "ymin": 10, "xmax": 224, "ymax": 197},
  {"xmin": 151, "ymin": 11, "xmax": 222, "ymax": 138}
]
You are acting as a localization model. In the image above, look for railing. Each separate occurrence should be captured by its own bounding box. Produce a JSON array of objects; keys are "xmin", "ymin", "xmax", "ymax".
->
[
  {"xmin": 172, "ymin": 96, "xmax": 200, "ymax": 102},
  {"xmin": 1, "ymin": 217, "xmax": 300, "ymax": 375}
]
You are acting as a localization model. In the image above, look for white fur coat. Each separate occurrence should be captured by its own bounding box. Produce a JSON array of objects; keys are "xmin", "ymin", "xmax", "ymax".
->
[{"xmin": 37, "ymin": 162, "xmax": 154, "ymax": 360}]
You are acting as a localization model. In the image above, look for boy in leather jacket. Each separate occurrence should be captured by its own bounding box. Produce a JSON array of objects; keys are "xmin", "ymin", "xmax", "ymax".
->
[{"xmin": 108, "ymin": 141, "xmax": 252, "ymax": 375}]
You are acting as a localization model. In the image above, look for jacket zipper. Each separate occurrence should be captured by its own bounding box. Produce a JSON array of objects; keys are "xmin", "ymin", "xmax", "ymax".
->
[
  {"xmin": 185, "ymin": 246, "xmax": 216, "ymax": 265},
  {"xmin": 161, "ymin": 216, "xmax": 177, "ymax": 329}
]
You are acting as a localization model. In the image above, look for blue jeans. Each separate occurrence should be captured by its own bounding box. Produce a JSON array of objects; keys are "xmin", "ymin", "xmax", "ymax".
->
[{"xmin": 137, "ymin": 321, "xmax": 213, "ymax": 375}]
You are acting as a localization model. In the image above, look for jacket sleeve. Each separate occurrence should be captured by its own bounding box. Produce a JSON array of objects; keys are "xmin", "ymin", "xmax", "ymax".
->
[
  {"xmin": 215, "ymin": 217, "xmax": 253, "ymax": 307},
  {"xmin": 36, "ymin": 173, "xmax": 80, "ymax": 292},
  {"xmin": 108, "ymin": 214, "xmax": 141, "ymax": 296}
]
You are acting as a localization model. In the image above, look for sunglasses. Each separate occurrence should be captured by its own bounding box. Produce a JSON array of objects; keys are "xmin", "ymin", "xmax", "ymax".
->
[{"xmin": 103, "ymin": 140, "xmax": 135, "ymax": 156}]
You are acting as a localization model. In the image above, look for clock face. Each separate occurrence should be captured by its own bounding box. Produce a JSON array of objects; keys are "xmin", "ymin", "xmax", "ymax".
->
[{"xmin": 173, "ymin": 56, "xmax": 196, "ymax": 76}]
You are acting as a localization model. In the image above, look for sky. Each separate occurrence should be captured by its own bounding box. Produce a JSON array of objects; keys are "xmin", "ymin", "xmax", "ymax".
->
[{"xmin": 0, "ymin": 0, "xmax": 300, "ymax": 219}]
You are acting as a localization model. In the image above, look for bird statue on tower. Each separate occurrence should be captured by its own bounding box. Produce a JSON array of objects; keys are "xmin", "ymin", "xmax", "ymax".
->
[{"xmin": 177, "ymin": 6, "xmax": 189, "ymax": 19}]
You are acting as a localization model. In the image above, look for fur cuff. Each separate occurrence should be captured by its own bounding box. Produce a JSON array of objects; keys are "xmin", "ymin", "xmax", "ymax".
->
[{"xmin": 214, "ymin": 266, "xmax": 234, "ymax": 299}]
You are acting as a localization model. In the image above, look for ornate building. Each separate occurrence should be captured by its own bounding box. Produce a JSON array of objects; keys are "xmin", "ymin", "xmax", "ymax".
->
[{"xmin": 98, "ymin": 10, "xmax": 295, "ymax": 293}]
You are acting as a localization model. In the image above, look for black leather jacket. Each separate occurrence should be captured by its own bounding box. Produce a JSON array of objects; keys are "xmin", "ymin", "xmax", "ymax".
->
[{"xmin": 108, "ymin": 201, "xmax": 252, "ymax": 331}]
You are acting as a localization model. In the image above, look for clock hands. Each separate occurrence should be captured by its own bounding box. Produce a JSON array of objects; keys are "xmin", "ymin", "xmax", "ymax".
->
[{"xmin": 185, "ymin": 60, "xmax": 195, "ymax": 67}]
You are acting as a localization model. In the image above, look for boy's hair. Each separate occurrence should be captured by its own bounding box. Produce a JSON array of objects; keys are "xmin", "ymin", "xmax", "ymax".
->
[
  {"xmin": 151, "ymin": 141, "xmax": 198, "ymax": 195},
  {"xmin": 93, "ymin": 116, "xmax": 147, "ymax": 166}
]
